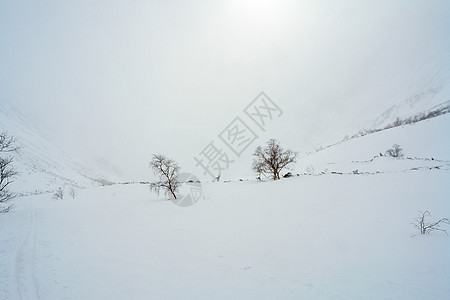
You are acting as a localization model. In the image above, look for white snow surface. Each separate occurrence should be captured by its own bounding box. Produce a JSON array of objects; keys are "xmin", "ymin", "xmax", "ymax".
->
[
  {"xmin": 1, "ymin": 114, "xmax": 449, "ymax": 299},
  {"xmin": 298, "ymin": 113, "xmax": 450, "ymax": 175}
]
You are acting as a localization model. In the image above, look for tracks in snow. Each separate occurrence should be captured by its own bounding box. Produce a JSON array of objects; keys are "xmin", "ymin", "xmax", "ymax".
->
[{"xmin": 15, "ymin": 210, "xmax": 40, "ymax": 300}]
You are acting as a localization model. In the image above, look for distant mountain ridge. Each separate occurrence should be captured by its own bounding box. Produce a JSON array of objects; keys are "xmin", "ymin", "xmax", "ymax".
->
[
  {"xmin": 301, "ymin": 100, "xmax": 450, "ymax": 160},
  {"xmin": 297, "ymin": 110, "xmax": 450, "ymax": 176},
  {"xmin": 0, "ymin": 103, "xmax": 123, "ymax": 196},
  {"xmin": 369, "ymin": 60, "xmax": 450, "ymax": 129}
]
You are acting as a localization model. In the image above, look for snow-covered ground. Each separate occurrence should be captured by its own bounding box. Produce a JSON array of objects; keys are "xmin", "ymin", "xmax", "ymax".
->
[
  {"xmin": 1, "ymin": 114, "xmax": 449, "ymax": 299},
  {"xmin": 298, "ymin": 112, "xmax": 450, "ymax": 175}
]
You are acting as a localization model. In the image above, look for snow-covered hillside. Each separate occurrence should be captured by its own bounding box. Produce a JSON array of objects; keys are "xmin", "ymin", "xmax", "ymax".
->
[
  {"xmin": 0, "ymin": 110, "xmax": 449, "ymax": 299},
  {"xmin": 371, "ymin": 91, "xmax": 449, "ymax": 130},
  {"xmin": 298, "ymin": 111, "xmax": 450, "ymax": 176},
  {"xmin": 368, "ymin": 57, "xmax": 450, "ymax": 129},
  {"xmin": 0, "ymin": 104, "xmax": 123, "ymax": 196}
]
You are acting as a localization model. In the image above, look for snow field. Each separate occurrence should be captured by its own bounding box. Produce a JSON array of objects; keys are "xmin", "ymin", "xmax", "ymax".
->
[{"xmin": 1, "ymin": 169, "xmax": 449, "ymax": 299}]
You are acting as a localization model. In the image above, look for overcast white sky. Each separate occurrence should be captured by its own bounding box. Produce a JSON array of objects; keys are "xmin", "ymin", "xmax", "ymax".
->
[{"xmin": 1, "ymin": 0, "xmax": 449, "ymax": 180}]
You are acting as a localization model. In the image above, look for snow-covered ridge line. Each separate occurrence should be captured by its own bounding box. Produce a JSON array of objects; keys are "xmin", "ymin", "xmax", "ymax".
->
[
  {"xmin": 304, "ymin": 101, "xmax": 450, "ymax": 158},
  {"xmin": 353, "ymin": 100, "xmax": 450, "ymax": 138}
]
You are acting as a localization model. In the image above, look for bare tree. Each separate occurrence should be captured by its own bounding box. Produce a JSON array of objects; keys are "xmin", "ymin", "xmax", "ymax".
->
[
  {"xmin": 412, "ymin": 211, "xmax": 449, "ymax": 236},
  {"xmin": 53, "ymin": 187, "xmax": 64, "ymax": 200},
  {"xmin": 68, "ymin": 187, "xmax": 78, "ymax": 199},
  {"xmin": 252, "ymin": 139, "xmax": 298, "ymax": 180},
  {"xmin": 149, "ymin": 154, "xmax": 180, "ymax": 199},
  {"xmin": 0, "ymin": 132, "xmax": 20, "ymax": 213},
  {"xmin": 386, "ymin": 144, "xmax": 403, "ymax": 158}
]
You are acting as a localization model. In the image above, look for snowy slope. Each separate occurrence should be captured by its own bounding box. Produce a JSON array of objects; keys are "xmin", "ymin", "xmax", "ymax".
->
[
  {"xmin": 297, "ymin": 112, "xmax": 450, "ymax": 176},
  {"xmin": 0, "ymin": 104, "xmax": 122, "ymax": 195},
  {"xmin": 362, "ymin": 52, "xmax": 450, "ymax": 130},
  {"xmin": 0, "ymin": 113, "xmax": 449, "ymax": 299}
]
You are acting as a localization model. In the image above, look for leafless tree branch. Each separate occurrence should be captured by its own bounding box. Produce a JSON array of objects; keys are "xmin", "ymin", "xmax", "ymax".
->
[
  {"xmin": 149, "ymin": 154, "xmax": 180, "ymax": 199},
  {"xmin": 0, "ymin": 132, "xmax": 20, "ymax": 153},
  {"xmin": 0, "ymin": 132, "xmax": 19, "ymax": 213},
  {"xmin": 386, "ymin": 144, "xmax": 403, "ymax": 158},
  {"xmin": 53, "ymin": 187, "xmax": 64, "ymax": 200},
  {"xmin": 68, "ymin": 187, "xmax": 78, "ymax": 199},
  {"xmin": 412, "ymin": 211, "xmax": 449, "ymax": 236},
  {"xmin": 252, "ymin": 139, "xmax": 297, "ymax": 180}
]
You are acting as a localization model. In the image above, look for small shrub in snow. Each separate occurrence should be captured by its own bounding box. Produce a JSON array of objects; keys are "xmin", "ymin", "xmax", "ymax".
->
[
  {"xmin": 412, "ymin": 211, "xmax": 449, "ymax": 236},
  {"xmin": 68, "ymin": 187, "xmax": 78, "ymax": 199},
  {"xmin": 306, "ymin": 165, "xmax": 315, "ymax": 175},
  {"xmin": 53, "ymin": 187, "xmax": 64, "ymax": 200},
  {"xmin": 386, "ymin": 144, "xmax": 403, "ymax": 158}
]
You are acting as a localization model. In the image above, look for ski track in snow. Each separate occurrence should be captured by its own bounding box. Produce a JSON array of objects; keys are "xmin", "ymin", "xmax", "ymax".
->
[{"xmin": 15, "ymin": 210, "xmax": 40, "ymax": 300}]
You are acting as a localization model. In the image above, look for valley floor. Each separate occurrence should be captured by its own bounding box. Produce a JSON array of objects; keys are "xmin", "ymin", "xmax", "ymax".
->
[{"xmin": 1, "ymin": 169, "xmax": 449, "ymax": 299}]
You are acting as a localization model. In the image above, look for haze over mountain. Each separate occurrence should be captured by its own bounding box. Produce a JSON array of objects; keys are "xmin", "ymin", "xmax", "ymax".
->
[
  {"xmin": 1, "ymin": 103, "xmax": 449, "ymax": 299},
  {"xmin": 1, "ymin": 2, "xmax": 450, "ymax": 298},
  {"xmin": 0, "ymin": 103, "xmax": 123, "ymax": 195},
  {"xmin": 1, "ymin": 0, "xmax": 449, "ymax": 182}
]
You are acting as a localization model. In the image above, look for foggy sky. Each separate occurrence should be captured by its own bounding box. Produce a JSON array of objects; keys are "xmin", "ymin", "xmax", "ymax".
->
[{"xmin": 1, "ymin": 0, "xmax": 449, "ymax": 180}]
